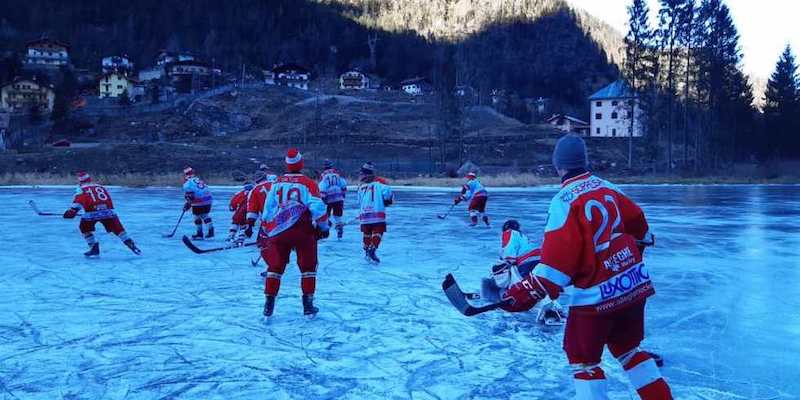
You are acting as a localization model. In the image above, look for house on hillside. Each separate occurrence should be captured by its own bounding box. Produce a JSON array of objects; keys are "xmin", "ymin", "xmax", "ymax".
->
[
  {"xmin": 340, "ymin": 70, "xmax": 368, "ymax": 90},
  {"xmin": 23, "ymin": 38, "xmax": 70, "ymax": 69},
  {"xmin": 0, "ymin": 75, "xmax": 55, "ymax": 113},
  {"xmin": 102, "ymin": 55, "xmax": 134, "ymax": 74},
  {"xmin": 99, "ymin": 72, "xmax": 137, "ymax": 99},
  {"xmin": 166, "ymin": 60, "xmax": 215, "ymax": 93},
  {"xmin": 589, "ymin": 80, "xmax": 644, "ymax": 138},
  {"xmin": 156, "ymin": 50, "xmax": 195, "ymax": 67},
  {"xmin": 401, "ymin": 77, "xmax": 431, "ymax": 96},
  {"xmin": 546, "ymin": 114, "xmax": 589, "ymax": 135},
  {"xmin": 265, "ymin": 63, "xmax": 311, "ymax": 90}
]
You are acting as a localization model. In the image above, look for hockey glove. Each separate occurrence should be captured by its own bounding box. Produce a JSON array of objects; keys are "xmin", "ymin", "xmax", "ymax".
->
[
  {"xmin": 63, "ymin": 208, "xmax": 79, "ymax": 219},
  {"xmin": 316, "ymin": 221, "xmax": 330, "ymax": 240},
  {"xmin": 501, "ymin": 275, "xmax": 547, "ymax": 313},
  {"xmin": 183, "ymin": 202, "xmax": 191, "ymax": 211},
  {"xmin": 453, "ymin": 196, "xmax": 463, "ymax": 205}
]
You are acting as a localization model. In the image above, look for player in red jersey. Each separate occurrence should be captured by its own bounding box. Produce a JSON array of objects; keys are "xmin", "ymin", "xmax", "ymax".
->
[
  {"xmin": 227, "ymin": 182, "xmax": 254, "ymax": 245},
  {"xmin": 63, "ymin": 172, "xmax": 141, "ymax": 257},
  {"xmin": 244, "ymin": 170, "xmax": 277, "ymax": 239},
  {"xmin": 258, "ymin": 148, "xmax": 329, "ymax": 318},
  {"xmin": 502, "ymin": 135, "xmax": 672, "ymax": 400}
]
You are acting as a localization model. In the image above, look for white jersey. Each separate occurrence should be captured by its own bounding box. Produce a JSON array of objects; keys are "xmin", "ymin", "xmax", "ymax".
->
[
  {"xmin": 501, "ymin": 230, "xmax": 541, "ymax": 266},
  {"xmin": 261, "ymin": 174, "xmax": 327, "ymax": 237},
  {"xmin": 319, "ymin": 169, "xmax": 348, "ymax": 204},
  {"xmin": 357, "ymin": 179, "xmax": 393, "ymax": 225},
  {"xmin": 183, "ymin": 176, "xmax": 213, "ymax": 206},
  {"xmin": 461, "ymin": 178, "xmax": 488, "ymax": 200}
]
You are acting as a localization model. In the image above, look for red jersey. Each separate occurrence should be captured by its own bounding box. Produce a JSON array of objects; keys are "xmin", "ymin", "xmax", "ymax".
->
[
  {"xmin": 71, "ymin": 183, "xmax": 116, "ymax": 220},
  {"xmin": 261, "ymin": 174, "xmax": 327, "ymax": 236},
  {"xmin": 246, "ymin": 181, "xmax": 273, "ymax": 222},
  {"xmin": 229, "ymin": 189, "xmax": 248, "ymax": 212},
  {"xmin": 532, "ymin": 172, "xmax": 653, "ymax": 315}
]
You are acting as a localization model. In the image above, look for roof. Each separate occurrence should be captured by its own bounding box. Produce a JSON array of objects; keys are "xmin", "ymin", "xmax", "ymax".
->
[
  {"xmin": 1, "ymin": 74, "xmax": 54, "ymax": 89},
  {"xmin": 589, "ymin": 80, "xmax": 636, "ymax": 100},
  {"xmin": 26, "ymin": 38, "xmax": 70, "ymax": 50},
  {"xmin": 272, "ymin": 63, "xmax": 310, "ymax": 74},
  {"xmin": 99, "ymin": 72, "xmax": 139, "ymax": 83},
  {"xmin": 546, "ymin": 114, "xmax": 589, "ymax": 126},
  {"xmin": 401, "ymin": 77, "xmax": 430, "ymax": 85},
  {"xmin": 169, "ymin": 60, "xmax": 210, "ymax": 68}
]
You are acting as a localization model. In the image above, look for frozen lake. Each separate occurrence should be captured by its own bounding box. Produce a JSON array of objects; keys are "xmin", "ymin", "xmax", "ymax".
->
[{"xmin": 1, "ymin": 184, "xmax": 798, "ymax": 399}]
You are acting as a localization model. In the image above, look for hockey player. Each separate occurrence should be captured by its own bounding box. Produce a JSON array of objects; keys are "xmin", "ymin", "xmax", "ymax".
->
[
  {"xmin": 319, "ymin": 159, "xmax": 348, "ymax": 239},
  {"xmin": 454, "ymin": 172, "xmax": 489, "ymax": 226},
  {"xmin": 182, "ymin": 167, "xmax": 214, "ymax": 239},
  {"xmin": 63, "ymin": 172, "xmax": 141, "ymax": 257},
  {"xmin": 258, "ymin": 148, "xmax": 329, "ymax": 318},
  {"xmin": 227, "ymin": 182, "xmax": 254, "ymax": 245},
  {"xmin": 501, "ymin": 134, "xmax": 672, "ymax": 399},
  {"xmin": 479, "ymin": 219, "xmax": 565, "ymax": 324},
  {"xmin": 244, "ymin": 170, "xmax": 278, "ymax": 239},
  {"xmin": 357, "ymin": 162, "xmax": 393, "ymax": 264}
]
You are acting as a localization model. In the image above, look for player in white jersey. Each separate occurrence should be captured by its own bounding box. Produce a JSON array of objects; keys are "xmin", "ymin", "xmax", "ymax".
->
[
  {"xmin": 259, "ymin": 148, "xmax": 329, "ymax": 318},
  {"xmin": 182, "ymin": 167, "xmax": 214, "ymax": 239},
  {"xmin": 319, "ymin": 160, "xmax": 348, "ymax": 239},
  {"xmin": 454, "ymin": 172, "xmax": 489, "ymax": 226},
  {"xmin": 479, "ymin": 219, "xmax": 565, "ymax": 324},
  {"xmin": 357, "ymin": 162, "xmax": 393, "ymax": 264}
]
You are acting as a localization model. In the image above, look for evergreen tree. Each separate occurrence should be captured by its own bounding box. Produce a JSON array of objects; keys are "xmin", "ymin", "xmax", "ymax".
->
[
  {"xmin": 764, "ymin": 45, "xmax": 799, "ymax": 158},
  {"xmin": 624, "ymin": 0, "xmax": 654, "ymax": 168}
]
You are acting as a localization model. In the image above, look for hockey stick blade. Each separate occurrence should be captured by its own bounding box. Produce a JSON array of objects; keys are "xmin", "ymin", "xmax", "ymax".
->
[
  {"xmin": 182, "ymin": 235, "xmax": 257, "ymax": 254},
  {"xmin": 28, "ymin": 200, "xmax": 59, "ymax": 216},
  {"xmin": 442, "ymin": 274, "xmax": 510, "ymax": 316}
]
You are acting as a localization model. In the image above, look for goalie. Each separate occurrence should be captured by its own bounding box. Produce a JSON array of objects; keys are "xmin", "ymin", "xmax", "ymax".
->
[{"xmin": 479, "ymin": 219, "xmax": 566, "ymax": 325}]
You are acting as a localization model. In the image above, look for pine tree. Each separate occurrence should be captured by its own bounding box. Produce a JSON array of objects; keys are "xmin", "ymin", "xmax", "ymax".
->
[
  {"xmin": 624, "ymin": 0, "xmax": 654, "ymax": 168},
  {"xmin": 764, "ymin": 45, "xmax": 799, "ymax": 158}
]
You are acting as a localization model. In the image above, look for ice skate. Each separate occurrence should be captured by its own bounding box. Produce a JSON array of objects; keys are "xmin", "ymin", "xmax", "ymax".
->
[
  {"xmin": 124, "ymin": 239, "xmax": 141, "ymax": 255},
  {"xmin": 191, "ymin": 229, "xmax": 204, "ymax": 240},
  {"xmin": 302, "ymin": 295, "xmax": 319, "ymax": 318},
  {"xmin": 205, "ymin": 226, "xmax": 215, "ymax": 239},
  {"xmin": 84, "ymin": 243, "xmax": 100, "ymax": 257},
  {"xmin": 263, "ymin": 295, "xmax": 276, "ymax": 319}
]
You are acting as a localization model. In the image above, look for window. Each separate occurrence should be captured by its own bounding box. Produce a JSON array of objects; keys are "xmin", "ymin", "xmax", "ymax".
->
[
  {"xmin": 596, "ymin": 128, "xmax": 601, "ymax": 134},
  {"xmin": 595, "ymin": 113, "xmax": 602, "ymax": 120},
  {"xmin": 612, "ymin": 100, "xmax": 618, "ymax": 106},
  {"xmin": 117, "ymin": 85, "xmax": 123, "ymax": 89},
  {"xmin": 612, "ymin": 128, "xmax": 617, "ymax": 136},
  {"xmin": 611, "ymin": 112, "xmax": 618, "ymax": 119},
  {"xmin": 596, "ymin": 101, "xmax": 602, "ymax": 107},
  {"xmin": 625, "ymin": 112, "xmax": 631, "ymax": 118}
]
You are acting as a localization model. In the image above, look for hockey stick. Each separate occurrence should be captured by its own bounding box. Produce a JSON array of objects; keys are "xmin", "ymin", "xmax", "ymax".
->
[
  {"xmin": 250, "ymin": 254, "xmax": 261, "ymax": 266},
  {"xmin": 437, "ymin": 204, "xmax": 456, "ymax": 220},
  {"xmin": 442, "ymin": 273, "xmax": 511, "ymax": 316},
  {"xmin": 182, "ymin": 235, "xmax": 257, "ymax": 254},
  {"xmin": 28, "ymin": 200, "xmax": 69, "ymax": 217},
  {"xmin": 162, "ymin": 209, "xmax": 187, "ymax": 238}
]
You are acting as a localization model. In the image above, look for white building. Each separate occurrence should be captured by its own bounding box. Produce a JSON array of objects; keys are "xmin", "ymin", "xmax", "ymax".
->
[
  {"xmin": 589, "ymin": 80, "xmax": 645, "ymax": 138},
  {"xmin": 265, "ymin": 63, "xmax": 311, "ymax": 90},
  {"xmin": 23, "ymin": 38, "xmax": 70, "ymax": 69},
  {"xmin": 99, "ymin": 72, "xmax": 136, "ymax": 99},
  {"xmin": 400, "ymin": 77, "xmax": 431, "ymax": 96},
  {"xmin": 102, "ymin": 55, "xmax": 134, "ymax": 73}
]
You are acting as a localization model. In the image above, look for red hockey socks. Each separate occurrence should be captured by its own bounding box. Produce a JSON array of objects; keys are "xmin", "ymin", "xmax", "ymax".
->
[
  {"xmin": 301, "ymin": 271, "xmax": 316, "ymax": 295},
  {"xmin": 370, "ymin": 233, "xmax": 382, "ymax": 249},
  {"xmin": 622, "ymin": 351, "xmax": 672, "ymax": 399},
  {"xmin": 264, "ymin": 271, "xmax": 282, "ymax": 296}
]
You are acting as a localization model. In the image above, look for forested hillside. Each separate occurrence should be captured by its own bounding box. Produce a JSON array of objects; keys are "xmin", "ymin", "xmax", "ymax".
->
[{"xmin": 0, "ymin": 0, "xmax": 621, "ymax": 108}]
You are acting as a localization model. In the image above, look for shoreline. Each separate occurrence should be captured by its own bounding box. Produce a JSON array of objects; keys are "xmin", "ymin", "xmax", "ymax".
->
[{"xmin": 1, "ymin": 172, "xmax": 798, "ymax": 188}]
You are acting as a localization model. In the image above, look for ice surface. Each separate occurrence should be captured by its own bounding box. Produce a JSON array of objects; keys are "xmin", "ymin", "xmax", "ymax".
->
[{"xmin": 0, "ymin": 185, "xmax": 798, "ymax": 399}]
